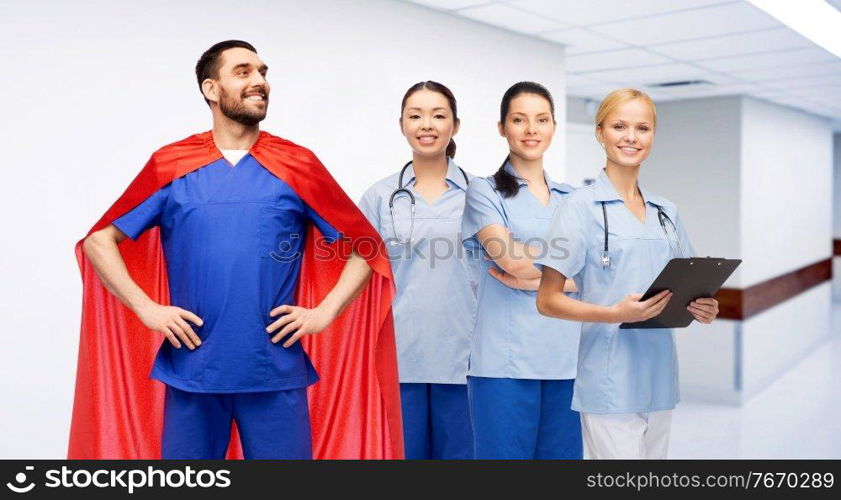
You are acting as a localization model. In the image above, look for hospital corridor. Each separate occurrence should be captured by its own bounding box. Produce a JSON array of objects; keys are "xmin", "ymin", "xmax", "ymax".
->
[
  {"xmin": 670, "ymin": 304, "xmax": 841, "ymax": 458},
  {"xmin": 2, "ymin": 0, "xmax": 841, "ymax": 463}
]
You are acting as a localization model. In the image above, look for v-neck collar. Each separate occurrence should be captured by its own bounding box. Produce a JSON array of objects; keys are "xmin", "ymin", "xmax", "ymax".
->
[
  {"xmin": 402, "ymin": 158, "xmax": 468, "ymax": 206},
  {"xmin": 592, "ymin": 168, "xmax": 677, "ymax": 226},
  {"xmin": 503, "ymin": 161, "xmax": 573, "ymax": 208},
  {"xmin": 220, "ymin": 149, "xmax": 250, "ymax": 168},
  {"xmin": 504, "ymin": 161, "xmax": 574, "ymax": 194},
  {"xmin": 402, "ymin": 158, "xmax": 469, "ymax": 192},
  {"xmin": 203, "ymin": 130, "xmax": 263, "ymax": 168},
  {"xmin": 592, "ymin": 168, "xmax": 673, "ymax": 209}
]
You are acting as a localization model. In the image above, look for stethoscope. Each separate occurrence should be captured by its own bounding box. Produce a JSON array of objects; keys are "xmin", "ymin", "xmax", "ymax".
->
[
  {"xmin": 599, "ymin": 201, "xmax": 686, "ymax": 269},
  {"xmin": 389, "ymin": 161, "xmax": 470, "ymax": 246}
]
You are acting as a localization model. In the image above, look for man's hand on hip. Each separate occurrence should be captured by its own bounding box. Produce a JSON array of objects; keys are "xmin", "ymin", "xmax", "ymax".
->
[
  {"xmin": 267, "ymin": 304, "xmax": 335, "ymax": 348},
  {"xmin": 136, "ymin": 302, "xmax": 204, "ymax": 350}
]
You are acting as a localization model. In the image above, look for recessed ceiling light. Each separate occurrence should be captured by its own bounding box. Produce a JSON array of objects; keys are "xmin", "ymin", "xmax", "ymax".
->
[
  {"xmin": 648, "ymin": 80, "xmax": 712, "ymax": 88},
  {"xmin": 747, "ymin": 0, "xmax": 841, "ymax": 57}
]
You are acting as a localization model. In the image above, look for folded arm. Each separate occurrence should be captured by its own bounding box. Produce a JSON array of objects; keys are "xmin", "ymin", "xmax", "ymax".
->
[{"xmin": 476, "ymin": 223, "xmax": 542, "ymax": 280}]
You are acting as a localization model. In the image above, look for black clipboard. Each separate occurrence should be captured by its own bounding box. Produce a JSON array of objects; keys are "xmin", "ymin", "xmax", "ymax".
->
[{"xmin": 619, "ymin": 257, "xmax": 741, "ymax": 329}]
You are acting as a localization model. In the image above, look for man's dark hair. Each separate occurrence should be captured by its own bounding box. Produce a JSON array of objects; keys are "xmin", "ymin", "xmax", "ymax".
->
[{"xmin": 195, "ymin": 40, "xmax": 258, "ymax": 106}]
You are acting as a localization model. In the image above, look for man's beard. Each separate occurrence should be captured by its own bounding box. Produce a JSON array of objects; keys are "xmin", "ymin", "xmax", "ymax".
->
[{"xmin": 219, "ymin": 86, "xmax": 268, "ymax": 126}]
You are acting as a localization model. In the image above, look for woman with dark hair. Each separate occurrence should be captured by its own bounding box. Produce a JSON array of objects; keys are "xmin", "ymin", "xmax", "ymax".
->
[
  {"xmin": 358, "ymin": 81, "xmax": 476, "ymax": 459},
  {"xmin": 461, "ymin": 82, "xmax": 582, "ymax": 459}
]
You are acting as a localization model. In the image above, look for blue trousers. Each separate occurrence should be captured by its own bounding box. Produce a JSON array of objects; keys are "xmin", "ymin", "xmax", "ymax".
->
[
  {"xmin": 400, "ymin": 383, "xmax": 474, "ymax": 459},
  {"xmin": 162, "ymin": 385, "xmax": 312, "ymax": 459},
  {"xmin": 468, "ymin": 377, "xmax": 582, "ymax": 459}
]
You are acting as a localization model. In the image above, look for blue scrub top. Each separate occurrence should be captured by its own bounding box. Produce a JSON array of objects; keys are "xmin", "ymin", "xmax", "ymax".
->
[
  {"xmin": 461, "ymin": 162, "xmax": 580, "ymax": 380},
  {"xmin": 113, "ymin": 154, "xmax": 340, "ymax": 393},
  {"xmin": 358, "ymin": 159, "xmax": 478, "ymax": 384},
  {"xmin": 536, "ymin": 168, "xmax": 696, "ymax": 413}
]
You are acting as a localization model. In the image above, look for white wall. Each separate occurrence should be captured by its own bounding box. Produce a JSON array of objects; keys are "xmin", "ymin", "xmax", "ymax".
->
[
  {"xmin": 642, "ymin": 96, "xmax": 743, "ymax": 402},
  {"xmin": 0, "ymin": 0, "xmax": 567, "ymax": 458},
  {"xmin": 741, "ymin": 283, "xmax": 832, "ymax": 397},
  {"xmin": 834, "ymin": 133, "xmax": 841, "ymax": 239},
  {"xmin": 566, "ymin": 122, "xmax": 604, "ymax": 186},
  {"xmin": 644, "ymin": 96, "xmax": 834, "ymax": 403},
  {"xmin": 566, "ymin": 96, "xmax": 609, "ymax": 187},
  {"xmin": 567, "ymin": 96, "xmax": 596, "ymax": 125},
  {"xmin": 739, "ymin": 98, "xmax": 834, "ymax": 397},
  {"xmin": 740, "ymin": 97, "xmax": 833, "ymax": 287},
  {"xmin": 833, "ymin": 133, "xmax": 841, "ymax": 301},
  {"xmin": 642, "ymin": 96, "xmax": 743, "ymax": 284}
]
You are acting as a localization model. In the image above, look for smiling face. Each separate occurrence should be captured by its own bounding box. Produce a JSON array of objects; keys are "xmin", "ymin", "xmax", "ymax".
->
[
  {"xmin": 202, "ymin": 47, "xmax": 270, "ymax": 126},
  {"xmin": 400, "ymin": 88, "xmax": 459, "ymax": 159},
  {"xmin": 498, "ymin": 93, "xmax": 555, "ymax": 163},
  {"xmin": 596, "ymin": 98, "xmax": 655, "ymax": 169}
]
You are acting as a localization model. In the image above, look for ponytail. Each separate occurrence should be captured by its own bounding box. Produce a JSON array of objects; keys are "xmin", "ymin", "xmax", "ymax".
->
[
  {"xmin": 446, "ymin": 139, "xmax": 457, "ymax": 158},
  {"xmin": 492, "ymin": 155, "xmax": 519, "ymax": 198}
]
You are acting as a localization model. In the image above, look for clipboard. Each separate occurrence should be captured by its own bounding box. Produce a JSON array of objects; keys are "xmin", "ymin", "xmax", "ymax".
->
[{"xmin": 619, "ymin": 257, "xmax": 741, "ymax": 329}]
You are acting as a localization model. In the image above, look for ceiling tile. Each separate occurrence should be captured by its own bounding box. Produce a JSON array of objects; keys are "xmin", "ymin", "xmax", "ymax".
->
[
  {"xmin": 752, "ymin": 90, "xmax": 796, "ymax": 100},
  {"xmin": 694, "ymin": 72, "xmax": 745, "ymax": 85},
  {"xmin": 784, "ymin": 87, "xmax": 841, "ymax": 100},
  {"xmin": 648, "ymin": 27, "xmax": 813, "ymax": 60},
  {"xmin": 654, "ymin": 82, "xmax": 764, "ymax": 98},
  {"xmin": 762, "ymin": 74, "xmax": 841, "ymax": 90},
  {"xmin": 805, "ymin": 103, "xmax": 840, "ymax": 115},
  {"xmin": 566, "ymin": 73, "xmax": 611, "ymax": 87},
  {"xmin": 772, "ymin": 99, "xmax": 839, "ymax": 120},
  {"xmin": 764, "ymin": 96, "xmax": 807, "ymax": 108},
  {"xmin": 539, "ymin": 28, "xmax": 629, "ymax": 54},
  {"xmin": 726, "ymin": 61, "xmax": 841, "ymax": 82},
  {"xmin": 566, "ymin": 84, "xmax": 628, "ymax": 100},
  {"xmin": 412, "ymin": 0, "xmax": 841, "ymax": 123},
  {"xmin": 696, "ymin": 47, "xmax": 838, "ymax": 72},
  {"xmin": 566, "ymin": 48, "xmax": 672, "ymax": 72},
  {"xmin": 588, "ymin": 3, "xmax": 781, "ymax": 46},
  {"xmin": 457, "ymin": 3, "xmax": 569, "ymax": 33},
  {"xmin": 578, "ymin": 63, "xmax": 711, "ymax": 85},
  {"xmin": 509, "ymin": 0, "xmax": 730, "ymax": 27},
  {"xmin": 406, "ymin": 0, "xmax": 499, "ymax": 10}
]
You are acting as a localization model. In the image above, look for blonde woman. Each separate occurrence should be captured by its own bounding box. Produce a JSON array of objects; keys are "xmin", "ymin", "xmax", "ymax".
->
[{"xmin": 535, "ymin": 88, "xmax": 720, "ymax": 459}]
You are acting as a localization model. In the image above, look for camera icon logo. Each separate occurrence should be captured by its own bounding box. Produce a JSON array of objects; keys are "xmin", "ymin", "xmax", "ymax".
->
[{"xmin": 6, "ymin": 466, "xmax": 35, "ymax": 494}]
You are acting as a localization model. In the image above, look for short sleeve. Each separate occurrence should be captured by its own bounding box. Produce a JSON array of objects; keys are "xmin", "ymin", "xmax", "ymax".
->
[
  {"xmin": 672, "ymin": 209, "xmax": 696, "ymax": 258},
  {"xmin": 305, "ymin": 203, "xmax": 341, "ymax": 244},
  {"xmin": 357, "ymin": 186, "xmax": 381, "ymax": 232},
  {"xmin": 112, "ymin": 185, "xmax": 170, "ymax": 241},
  {"xmin": 461, "ymin": 178, "xmax": 507, "ymax": 253},
  {"xmin": 535, "ymin": 198, "xmax": 589, "ymax": 280}
]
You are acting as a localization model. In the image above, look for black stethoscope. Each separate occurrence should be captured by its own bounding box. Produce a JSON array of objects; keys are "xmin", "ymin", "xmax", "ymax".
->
[
  {"xmin": 389, "ymin": 161, "xmax": 470, "ymax": 246},
  {"xmin": 599, "ymin": 201, "xmax": 686, "ymax": 269}
]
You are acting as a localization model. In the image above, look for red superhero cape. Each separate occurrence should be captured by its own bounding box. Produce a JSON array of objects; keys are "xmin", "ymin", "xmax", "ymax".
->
[{"xmin": 68, "ymin": 131, "xmax": 403, "ymax": 459}]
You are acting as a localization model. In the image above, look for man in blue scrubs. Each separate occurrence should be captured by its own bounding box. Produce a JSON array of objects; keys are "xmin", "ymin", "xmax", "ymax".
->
[{"xmin": 81, "ymin": 40, "xmax": 374, "ymax": 458}]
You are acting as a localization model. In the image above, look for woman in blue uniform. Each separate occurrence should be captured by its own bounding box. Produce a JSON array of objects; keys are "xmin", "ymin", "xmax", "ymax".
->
[
  {"xmin": 461, "ymin": 81, "xmax": 582, "ymax": 459},
  {"xmin": 535, "ymin": 88, "xmax": 720, "ymax": 459},
  {"xmin": 359, "ymin": 81, "xmax": 476, "ymax": 459}
]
